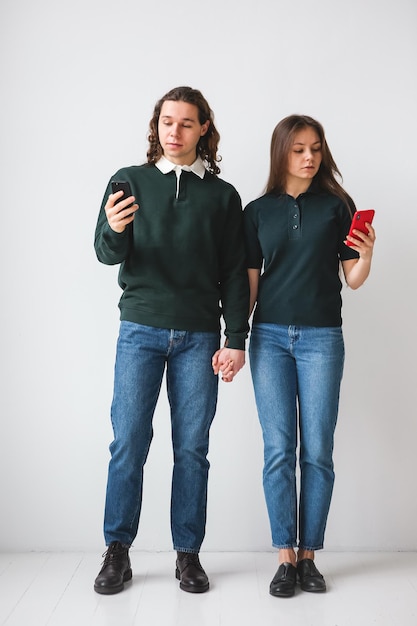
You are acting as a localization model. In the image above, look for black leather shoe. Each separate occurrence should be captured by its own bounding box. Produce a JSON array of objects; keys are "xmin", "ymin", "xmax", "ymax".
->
[
  {"xmin": 175, "ymin": 552, "xmax": 209, "ymax": 593},
  {"xmin": 94, "ymin": 541, "xmax": 132, "ymax": 595},
  {"xmin": 297, "ymin": 559, "xmax": 326, "ymax": 592},
  {"xmin": 269, "ymin": 562, "xmax": 297, "ymax": 597}
]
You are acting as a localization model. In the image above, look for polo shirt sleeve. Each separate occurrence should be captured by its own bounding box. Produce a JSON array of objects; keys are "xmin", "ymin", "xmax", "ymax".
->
[
  {"xmin": 243, "ymin": 202, "xmax": 264, "ymax": 269},
  {"xmin": 338, "ymin": 199, "xmax": 360, "ymax": 261}
]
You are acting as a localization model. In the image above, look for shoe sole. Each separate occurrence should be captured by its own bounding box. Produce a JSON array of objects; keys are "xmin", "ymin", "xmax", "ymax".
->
[
  {"xmin": 175, "ymin": 568, "xmax": 209, "ymax": 593},
  {"xmin": 300, "ymin": 584, "xmax": 326, "ymax": 593},
  {"xmin": 94, "ymin": 568, "xmax": 133, "ymax": 595},
  {"xmin": 269, "ymin": 588, "xmax": 295, "ymax": 598}
]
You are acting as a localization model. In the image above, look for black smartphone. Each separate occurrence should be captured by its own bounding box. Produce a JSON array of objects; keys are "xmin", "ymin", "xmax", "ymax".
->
[{"xmin": 111, "ymin": 181, "xmax": 134, "ymax": 210}]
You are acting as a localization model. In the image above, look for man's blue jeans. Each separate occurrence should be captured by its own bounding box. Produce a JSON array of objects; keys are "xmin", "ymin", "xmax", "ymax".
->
[
  {"xmin": 249, "ymin": 323, "xmax": 345, "ymax": 551},
  {"xmin": 103, "ymin": 321, "xmax": 220, "ymax": 552}
]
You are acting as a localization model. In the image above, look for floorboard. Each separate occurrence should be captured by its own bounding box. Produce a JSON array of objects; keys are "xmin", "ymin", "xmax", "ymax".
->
[{"xmin": 0, "ymin": 551, "xmax": 416, "ymax": 626}]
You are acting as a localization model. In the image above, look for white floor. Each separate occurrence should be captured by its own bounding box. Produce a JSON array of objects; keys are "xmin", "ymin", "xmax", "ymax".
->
[{"xmin": 1, "ymin": 551, "xmax": 416, "ymax": 626}]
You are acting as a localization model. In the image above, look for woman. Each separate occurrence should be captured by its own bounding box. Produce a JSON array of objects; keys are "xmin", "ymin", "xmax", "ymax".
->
[{"xmin": 244, "ymin": 115, "xmax": 375, "ymax": 597}]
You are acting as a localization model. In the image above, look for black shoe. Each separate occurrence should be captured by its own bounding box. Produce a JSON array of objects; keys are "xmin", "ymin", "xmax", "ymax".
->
[
  {"xmin": 94, "ymin": 541, "xmax": 132, "ymax": 595},
  {"xmin": 269, "ymin": 562, "xmax": 297, "ymax": 597},
  {"xmin": 297, "ymin": 559, "xmax": 326, "ymax": 592},
  {"xmin": 175, "ymin": 552, "xmax": 209, "ymax": 593}
]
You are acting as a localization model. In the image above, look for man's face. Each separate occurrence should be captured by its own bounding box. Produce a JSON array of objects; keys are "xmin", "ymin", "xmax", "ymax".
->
[{"xmin": 158, "ymin": 100, "xmax": 209, "ymax": 166}]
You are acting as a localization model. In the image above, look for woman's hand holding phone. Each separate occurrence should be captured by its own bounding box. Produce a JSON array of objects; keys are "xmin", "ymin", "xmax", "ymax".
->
[
  {"xmin": 342, "ymin": 210, "xmax": 376, "ymax": 288},
  {"xmin": 344, "ymin": 209, "xmax": 376, "ymax": 264},
  {"xmin": 345, "ymin": 210, "xmax": 375, "ymax": 247}
]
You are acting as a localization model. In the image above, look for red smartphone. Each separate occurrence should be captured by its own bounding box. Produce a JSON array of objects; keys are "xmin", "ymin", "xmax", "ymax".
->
[{"xmin": 346, "ymin": 210, "xmax": 375, "ymax": 246}]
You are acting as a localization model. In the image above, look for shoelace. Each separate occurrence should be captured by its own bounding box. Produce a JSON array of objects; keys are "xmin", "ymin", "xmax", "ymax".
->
[
  {"xmin": 102, "ymin": 542, "xmax": 127, "ymax": 564},
  {"xmin": 179, "ymin": 553, "xmax": 202, "ymax": 569}
]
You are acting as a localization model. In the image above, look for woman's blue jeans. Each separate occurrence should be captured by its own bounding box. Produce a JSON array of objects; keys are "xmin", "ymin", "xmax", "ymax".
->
[
  {"xmin": 103, "ymin": 321, "xmax": 220, "ymax": 552},
  {"xmin": 249, "ymin": 323, "xmax": 345, "ymax": 551}
]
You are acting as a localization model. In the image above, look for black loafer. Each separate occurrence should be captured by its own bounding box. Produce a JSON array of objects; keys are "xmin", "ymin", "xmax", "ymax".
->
[
  {"xmin": 175, "ymin": 552, "xmax": 209, "ymax": 593},
  {"xmin": 269, "ymin": 562, "xmax": 297, "ymax": 597},
  {"xmin": 297, "ymin": 559, "xmax": 326, "ymax": 592},
  {"xmin": 94, "ymin": 541, "xmax": 132, "ymax": 595}
]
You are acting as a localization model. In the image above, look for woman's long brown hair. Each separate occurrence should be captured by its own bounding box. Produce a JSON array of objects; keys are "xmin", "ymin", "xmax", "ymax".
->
[{"xmin": 266, "ymin": 114, "xmax": 355, "ymax": 215}]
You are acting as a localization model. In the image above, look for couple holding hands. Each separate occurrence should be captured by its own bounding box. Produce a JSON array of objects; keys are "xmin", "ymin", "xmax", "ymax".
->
[{"xmin": 93, "ymin": 86, "xmax": 375, "ymax": 598}]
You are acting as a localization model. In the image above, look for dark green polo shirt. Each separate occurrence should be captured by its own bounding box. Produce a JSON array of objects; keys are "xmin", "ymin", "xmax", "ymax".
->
[{"xmin": 244, "ymin": 187, "xmax": 359, "ymax": 327}]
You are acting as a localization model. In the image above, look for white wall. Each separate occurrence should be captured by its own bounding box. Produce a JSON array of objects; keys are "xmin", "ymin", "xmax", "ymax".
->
[{"xmin": 1, "ymin": 0, "xmax": 416, "ymax": 552}]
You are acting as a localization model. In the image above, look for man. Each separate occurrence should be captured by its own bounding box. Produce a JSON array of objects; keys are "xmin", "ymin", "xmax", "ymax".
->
[{"xmin": 94, "ymin": 86, "xmax": 249, "ymax": 595}]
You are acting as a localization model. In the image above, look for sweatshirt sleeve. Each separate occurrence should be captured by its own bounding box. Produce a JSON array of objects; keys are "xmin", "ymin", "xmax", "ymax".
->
[
  {"xmin": 94, "ymin": 176, "xmax": 131, "ymax": 265},
  {"xmin": 218, "ymin": 187, "xmax": 250, "ymax": 350}
]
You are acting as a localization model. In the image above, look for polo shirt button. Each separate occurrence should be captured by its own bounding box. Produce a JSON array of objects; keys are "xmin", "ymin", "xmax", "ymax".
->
[
  {"xmin": 293, "ymin": 214, "xmax": 298, "ymax": 218},
  {"xmin": 293, "ymin": 225, "xmax": 298, "ymax": 229}
]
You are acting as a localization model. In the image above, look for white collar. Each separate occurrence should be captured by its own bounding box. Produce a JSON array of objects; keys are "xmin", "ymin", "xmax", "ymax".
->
[{"xmin": 156, "ymin": 155, "xmax": 206, "ymax": 179}]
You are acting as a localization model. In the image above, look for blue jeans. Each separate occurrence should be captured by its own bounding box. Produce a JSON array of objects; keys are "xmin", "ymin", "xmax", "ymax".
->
[
  {"xmin": 104, "ymin": 321, "xmax": 220, "ymax": 552},
  {"xmin": 249, "ymin": 323, "xmax": 345, "ymax": 551}
]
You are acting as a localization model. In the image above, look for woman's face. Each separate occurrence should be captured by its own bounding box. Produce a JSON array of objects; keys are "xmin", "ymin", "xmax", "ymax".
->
[{"xmin": 286, "ymin": 126, "xmax": 322, "ymax": 187}]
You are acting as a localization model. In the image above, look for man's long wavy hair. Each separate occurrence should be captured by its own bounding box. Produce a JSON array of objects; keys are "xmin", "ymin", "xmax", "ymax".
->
[
  {"xmin": 147, "ymin": 86, "xmax": 221, "ymax": 176},
  {"xmin": 266, "ymin": 114, "xmax": 354, "ymax": 216}
]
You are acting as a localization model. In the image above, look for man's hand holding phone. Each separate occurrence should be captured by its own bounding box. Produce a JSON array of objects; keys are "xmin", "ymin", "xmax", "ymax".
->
[{"xmin": 106, "ymin": 181, "xmax": 139, "ymax": 233}]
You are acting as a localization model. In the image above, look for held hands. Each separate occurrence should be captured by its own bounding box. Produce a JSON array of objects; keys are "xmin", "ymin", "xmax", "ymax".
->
[
  {"xmin": 105, "ymin": 191, "xmax": 139, "ymax": 233},
  {"xmin": 212, "ymin": 347, "xmax": 245, "ymax": 383}
]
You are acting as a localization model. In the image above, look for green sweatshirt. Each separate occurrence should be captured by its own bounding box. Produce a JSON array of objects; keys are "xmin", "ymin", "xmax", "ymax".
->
[{"xmin": 94, "ymin": 163, "xmax": 249, "ymax": 350}]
